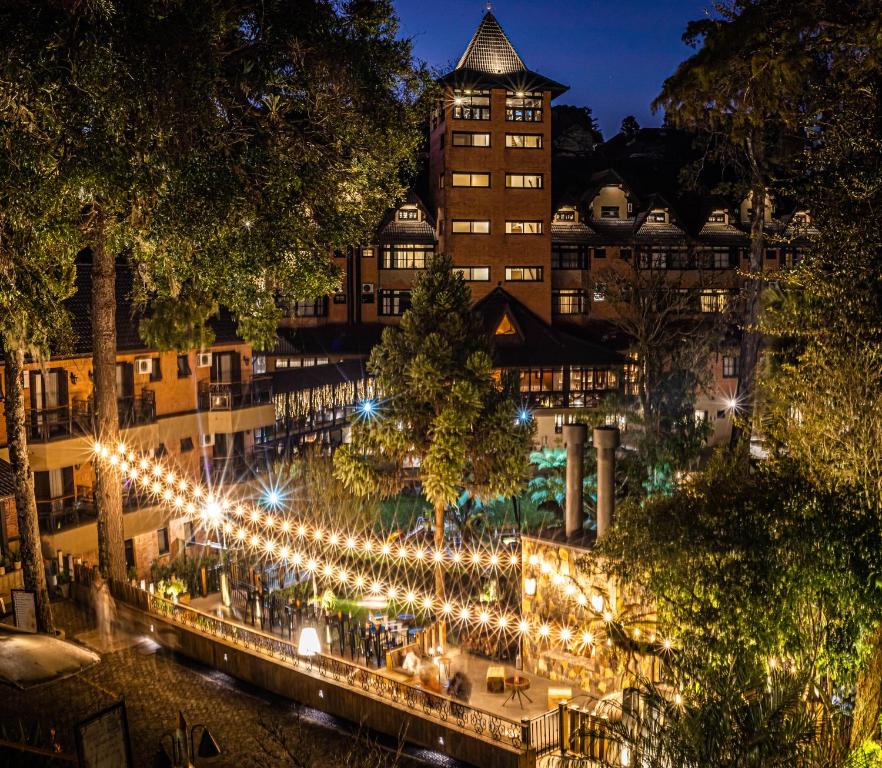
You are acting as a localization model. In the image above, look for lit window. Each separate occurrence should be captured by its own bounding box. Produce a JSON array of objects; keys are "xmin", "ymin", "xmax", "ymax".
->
[
  {"xmin": 553, "ymin": 289, "xmax": 586, "ymax": 315},
  {"xmin": 455, "ymin": 267, "xmax": 490, "ymax": 282},
  {"xmin": 505, "ymin": 221, "xmax": 543, "ymax": 235},
  {"xmin": 397, "ymin": 208, "xmax": 419, "ymax": 221},
  {"xmin": 452, "ymin": 132, "xmax": 490, "ymax": 147},
  {"xmin": 362, "ymin": 247, "xmax": 375, "ymax": 258},
  {"xmin": 505, "ymin": 173, "xmax": 543, "ymax": 189},
  {"xmin": 600, "ymin": 206, "xmax": 620, "ymax": 219},
  {"xmin": 252, "ymin": 355, "xmax": 266, "ymax": 375},
  {"xmin": 451, "ymin": 220, "xmax": 490, "ymax": 234},
  {"xmin": 379, "ymin": 290, "xmax": 411, "ymax": 316},
  {"xmin": 695, "ymin": 409, "xmax": 709, "ymax": 423},
  {"xmin": 647, "ymin": 210, "xmax": 667, "ymax": 223},
  {"xmin": 452, "ymin": 89, "xmax": 491, "ymax": 120},
  {"xmin": 505, "ymin": 91, "xmax": 543, "ymax": 122},
  {"xmin": 505, "ymin": 266, "xmax": 543, "ymax": 281},
  {"xmin": 708, "ymin": 211, "xmax": 727, "ymax": 223},
  {"xmin": 381, "ymin": 244, "xmax": 433, "ymax": 269},
  {"xmin": 452, "ymin": 172, "xmax": 490, "ymax": 187},
  {"xmin": 506, "ymin": 133, "xmax": 543, "ymax": 148},
  {"xmin": 700, "ymin": 290, "xmax": 730, "ymax": 313},
  {"xmin": 555, "ymin": 209, "xmax": 576, "ymax": 221}
]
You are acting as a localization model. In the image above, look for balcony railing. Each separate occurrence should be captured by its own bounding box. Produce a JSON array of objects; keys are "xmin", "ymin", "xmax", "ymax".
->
[
  {"xmin": 198, "ymin": 378, "xmax": 272, "ymax": 411},
  {"xmin": 71, "ymin": 390, "xmax": 157, "ymax": 432},
  {"xmin": 36, "ymin": 485, "xmax": 96, "ymax": 531},
  {"xmin": 28, "ymin": 405, "xmax": 75, "ymax": 442}
]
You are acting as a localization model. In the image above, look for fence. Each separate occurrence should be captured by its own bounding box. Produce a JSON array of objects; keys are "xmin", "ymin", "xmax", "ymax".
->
[{"xmin": 86, "ymin": 570, "xmax": 558, "ymax": 755}]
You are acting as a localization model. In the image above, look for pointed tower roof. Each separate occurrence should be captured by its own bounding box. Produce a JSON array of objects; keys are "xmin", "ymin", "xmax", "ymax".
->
[
  {"xmin": 440, "ymin": 12, "xmax": 568, "ymax": 98},
  {"xmin": 456, "ymin": 12, "xmax": 525, "ymax": 75}
]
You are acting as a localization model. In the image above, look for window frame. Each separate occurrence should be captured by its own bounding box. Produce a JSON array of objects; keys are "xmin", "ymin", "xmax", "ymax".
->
[
  {"xmin": 455, "ymin": 266, "xmax": 491, "ymax": 282},
  {"xmin": 452, "ymin": 131, "xmax": 491, "ymax": 147},
  {"xmin": 450, "ymin": 220, "xmax": 491, "ymax": 235},
  {"xmin": 378, "ymin": 289, "xmax": 412, "ymax": 317},
  {"xmin": 451, "ymin": 171, "xmax": 491, "ymax": 188},
  {"xmin": 504, "ymin": 266, "xmax": 544, "ymax": 282},
  {"xmin": 176, "ymin": 354, "xmax": 191, "ymax": 378},
  {"xmin": 505, "ymin": 173, "xmax": 544, "ymax": 189},
  {"xmin": 551, "ymin": 244, "xmax": 588, "ymax": 270},
  {"xmin": 505, "ymin": 133, "xmax": 543, "ymax": 149},
  {"xmin": 380, "ymin": 244, "xmax": 434, "ymax": 269},
  {"xmin": 552, "ymin": 289, "xmax": 587, "ymax": 315},
  {"xmin": 505, "ymin": 221, "xmax": 544, "ymax": 235}
]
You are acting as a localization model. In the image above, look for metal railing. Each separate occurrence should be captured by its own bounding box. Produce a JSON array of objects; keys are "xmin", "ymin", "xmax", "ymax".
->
[
  {"xmin": 198, "ymin": 378, "xmax": 272, "ymax": 411},
  {"xmin": 97, "ymin": 576, "xmax": 558, "ymax": 753},
  {"xmin": 36, "ymin": 486, "xmax": 96, "ymax": 531},
  {"xmin": 71, "ymin": 390, "xmax": 157, "ymax": 431},
  {"xmin": 28, "ymin": 405, "xmax": 75, "ymax": 442}
]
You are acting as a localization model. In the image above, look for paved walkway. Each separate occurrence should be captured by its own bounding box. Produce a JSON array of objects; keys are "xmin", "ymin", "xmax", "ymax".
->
[
  {"xmin": 0, "ymin": 600, "xmax": 431, "ymax": 767},
  {"xmin": 190, "ymin": 592, "xmax": 590, "ymax": 721}
]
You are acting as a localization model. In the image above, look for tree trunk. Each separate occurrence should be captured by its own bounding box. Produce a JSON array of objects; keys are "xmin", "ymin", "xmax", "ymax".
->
[
  {"xmin": 2, "ymin": 343, "xmax": 54, "ymax": 634},
  {"xmin": 91, "ymin": 221, "xmax": 125, "ymax": 582},
  {"xmin": 851, "ymin": 622, "xmax": 882, "ymax": 749},
  {"xmin": 434, "ymin": 499, "xmax": 445, "ymax": 603},
  {"xmin": 729, "ymin": 169, "xmax": 766, "ymax": 457}
]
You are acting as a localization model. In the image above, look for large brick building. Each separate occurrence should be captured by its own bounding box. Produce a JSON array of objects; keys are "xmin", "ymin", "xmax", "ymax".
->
[{"xmin": 269, "ymin": 11, "xmax": 815, "ymax": 451}]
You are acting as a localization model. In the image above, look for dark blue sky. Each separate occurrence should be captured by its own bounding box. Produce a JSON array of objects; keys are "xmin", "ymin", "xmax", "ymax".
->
[{"xmin": 393, "ymin": 0, "xmax": 712, "ymax": 139}]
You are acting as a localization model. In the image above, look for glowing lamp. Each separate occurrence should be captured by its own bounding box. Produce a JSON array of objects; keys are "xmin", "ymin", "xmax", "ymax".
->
[
  {"xmin": 265, "ymin": 489, "xmax": 281, "ymax": 507},
  {"xmin": 297, "ymin": 627, "xmax": 321, "ymax": 657},
  {"xmin": 524, "ymin": 577, "xmax": 537, "ymax": 597}
]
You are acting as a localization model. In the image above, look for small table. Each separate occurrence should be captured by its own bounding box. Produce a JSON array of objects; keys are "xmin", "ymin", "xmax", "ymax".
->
[{"xmin": 503, "ymin": 675, "xmax": 532, "ymax": 708}]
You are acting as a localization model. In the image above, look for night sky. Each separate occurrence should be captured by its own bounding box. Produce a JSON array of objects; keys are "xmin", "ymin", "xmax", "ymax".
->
[{"xmin": 394, "ymin": 0, "xmax": 713, "ymax": 140}]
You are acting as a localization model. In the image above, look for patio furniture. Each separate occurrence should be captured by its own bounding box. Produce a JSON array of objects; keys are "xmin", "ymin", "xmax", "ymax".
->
[
  {"xmin": 503, "ymin": 674, "xmax": 532, "ymax": 708},
  {"xmin": 486, "ymin": 665, "xmax": 505, "ymax": 694},
  {"xmin": 547, "ymin": 687, "xmax": 573, "ymax": 709}
]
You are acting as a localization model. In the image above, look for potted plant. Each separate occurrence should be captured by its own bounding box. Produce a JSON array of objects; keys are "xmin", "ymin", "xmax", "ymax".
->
[
  {"xmin": 12, "ymin": 551, "xmax": 21, "ymax": 571},
  {"xmin": 57, "ymin": 571, "xmax": 72, "ymax": 598},
  {"xmin": 157, "ymin": 576, "xmax": 189, "ymax": 604}
]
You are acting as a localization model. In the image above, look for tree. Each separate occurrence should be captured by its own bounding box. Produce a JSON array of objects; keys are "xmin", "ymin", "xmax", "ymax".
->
[
  {"xmin": 595, "ymin": 255, "xmax": 718, "ymax": 490},
  {"xmin": 3, "ymin": 1, "xmax": 428, "ymax": 581},
  {"xmin": 0, "ymin": 32, "xmax": 81, "ymax": 633},
  {"xmin": 620, "ymin": 115, "xmax": 640, "ymax": 137},
  {"xmin": 527, "ymin": 447, "xmax": 596, "ymax": 522},
  {"xmin": 653, "ymin": 0, "xmax": 811, "ymax": 455},
  {"xmin": 334, "ymin": 254, "xmax": 533, "ymax": 599}
]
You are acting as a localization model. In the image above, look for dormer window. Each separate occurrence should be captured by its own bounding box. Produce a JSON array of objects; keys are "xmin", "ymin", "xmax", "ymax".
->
[
  {"xmin": 792, "ymin": 212, "xmax": 810, "ymax": 225},
  {"xmin": 601, "ymin": 206, "xmax": 620, "ymax": 219},
  {"xmin": 397, "ymin": 208, "xmax": 419, "ymax": 221},
  {"xmin": 708, "ymin": 211, "xmax": 727, "ymax": 224},
  {"xmin": 647, "ymin": 210, "xmax": 667, "ymax": 223},
  {"xmin": 555, "ymin": 209, "xmax": 576, "ymax": 222}
]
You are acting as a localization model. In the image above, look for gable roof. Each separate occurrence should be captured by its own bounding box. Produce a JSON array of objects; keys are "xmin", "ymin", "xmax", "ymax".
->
[
  {"xmin": 375, "ymin": 190, "xmax": 437, "ymax": 246},
  {"xmin": 440, "ymin": 12, "xmax": 568, "ymax": 98},
  {"xmin": 473, "ymin": 287, "xmax": 625, "ymax": 368}
]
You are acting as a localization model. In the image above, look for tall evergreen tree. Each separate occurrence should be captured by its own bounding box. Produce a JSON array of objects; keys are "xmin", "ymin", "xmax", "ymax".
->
[{"xmin": 335, "ymin": 255, "xmax": 533, "ymax": 599}]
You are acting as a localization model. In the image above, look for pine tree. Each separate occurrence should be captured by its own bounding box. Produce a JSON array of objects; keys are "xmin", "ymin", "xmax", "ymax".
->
[{"xmin": 335, "ymin": 255, "xmax": 533, "ymax": 600}]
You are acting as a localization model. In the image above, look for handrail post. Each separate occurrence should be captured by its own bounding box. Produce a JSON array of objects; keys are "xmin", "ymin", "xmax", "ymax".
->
[
  {"xmin": 558, "ymin": 701, "xmax": 567, "ymax": 757},
  {"xmin": 521, "ymin": 717, "xmax": 530, "ymax": 749}
]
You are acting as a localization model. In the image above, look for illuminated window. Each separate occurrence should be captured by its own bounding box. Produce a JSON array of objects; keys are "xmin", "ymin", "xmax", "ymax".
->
[
  {"xmin": 452, "ymin": 131, "xmax": 490, "ymax": 147},
  {"xmin": 700, "ymin": 290, "xmax": 730, "ymax": 313},
  {"xmin": 506, "ymin": 133, "xmax": 543, "ymax": 148},
  {"xmin": 505, "ymin": 266, "xmax": 543, "ymax": 281},
  {"xmin": 505, "ymin": 173, "xmax": 543, "ymax": 189},
  {"xmin": 451, "ymin": 220, "xmax": 490, "ymax": 234},
  {"xmin": 647, "ymin": 210, "xmax": 667, "ymax": 223},
  {"xmin": 505, "ymin": 91, "xmax": 543, "ymax": 122},
  {"xmin": 555, "ymin": 209, "xmax": 576, "ymax": 221},
  {"xmin": 723, "ymin": 355, "xmax": 739, "ymax": 377},
  {"xmin": 600, "ymin": 206, "xmax": 620, "ymax": 219},
  {"xmin": 452, "ymin": 89, "xmax": 490, "ymax": 120},
  {"xmin": 381, "ymin": 244, "xmax": 433, "ymax": 269},
  {"xmin": 495, "ymin": 314, "xmax": 517, "ymax": 335},
  {"xmin": 397, "ymin": 208, "xmax": 419, "ymax": 220},
  {"xmin": 707, "ymin": 211, "xmax": 727, "ymax": 223},
  {"xmin": 452, "ymin": 172, "xmax": 490, "ymax": 187},
  {"xmin": 294, "ymin": 298, "xmax": 327, "ymax": 317},
  {"xmin": 552, "ymin": 289, "xmax": 586, "ymax": 315},
  {"xmin": 456, "ymin": 267, "xmax": 490, "ymax": 282},
  {"xmin": 505, "ymin": 221, "xmax": 543, "ymax": 235}
]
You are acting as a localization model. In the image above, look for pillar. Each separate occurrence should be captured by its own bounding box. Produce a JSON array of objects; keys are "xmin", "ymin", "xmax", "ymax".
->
[
  {"xmin": 563, "ymin": 424, "xmax": 588, "ymax": 538},
  {"xmin": 593, "ymin": 426, "xmax": 620, "ymax": 540}
]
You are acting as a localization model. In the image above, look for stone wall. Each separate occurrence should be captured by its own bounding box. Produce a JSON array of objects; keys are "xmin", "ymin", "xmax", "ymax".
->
[{"xmin": 521, "ymin": 536, "xmax": 657, "ymax": 700}]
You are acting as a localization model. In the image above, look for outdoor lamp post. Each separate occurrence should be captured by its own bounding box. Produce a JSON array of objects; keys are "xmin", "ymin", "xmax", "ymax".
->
[
  {"xmin": 298, "ymin": 626, "xmax": 321, "ymax": 657},
  {"xmin": 158, "ymin": 711, "xmax": 221, "ymax": 767}
]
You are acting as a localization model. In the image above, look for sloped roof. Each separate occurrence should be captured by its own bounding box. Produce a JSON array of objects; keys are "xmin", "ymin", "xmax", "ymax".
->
[
  {"xmin": 456, "ymin": 12, "xmax": 525, "ymax": 74},
  {"xmin": 272, "ymin": 359, "xmax": 369, "ymax": 395},
  {"xmin": 440, "ymin": 13, "xmax": 568, "ymax": 97},
  {"xmin": 473, "ymin": 287, "xmax": 625, "ymax": 368},
  {"xmin": 375, "ymin": 191, "xmax": 437, "ymax": 246},
  {"xmin": 274, "ymin": 324, "xmax": 384, "ymax": 358},
  {"xmin": 551, "ymin": 222, "xmax": 596, "ymax": 244},
  {"xmin": 0, "ymin": 459, "xmax": 14, "ymax": 499}
]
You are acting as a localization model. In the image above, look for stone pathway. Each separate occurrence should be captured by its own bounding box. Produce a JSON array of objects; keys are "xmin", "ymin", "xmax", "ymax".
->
[{"xmin": 0, "ymin": 600, "xmax": 441, "ymax": 767}]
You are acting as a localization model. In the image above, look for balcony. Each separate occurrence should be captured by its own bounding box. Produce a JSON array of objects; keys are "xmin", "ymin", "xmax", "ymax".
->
[
  {"xmin": 71, "ymin": 390, "xmax": 157, "ymax": 431},
  {"xmin": 198, "ymin": 378, "xmax": 272, "ymax": 411},
  {"xmin": 36, "ymin": 485, "xmax": 96, "ymax": 532},
  {"xmin": 28, "ymin": 405, "xmax": 76, "ymax": 442}
]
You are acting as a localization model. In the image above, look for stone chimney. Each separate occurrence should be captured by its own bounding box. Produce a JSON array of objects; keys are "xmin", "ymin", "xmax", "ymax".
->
[
  {"xmin": 563, "ymin": 424, "xmax": 588, "ymax": 538},
  {"xmin": 593, "ymin": 426, "xmax": 620, "ymax": 540}
]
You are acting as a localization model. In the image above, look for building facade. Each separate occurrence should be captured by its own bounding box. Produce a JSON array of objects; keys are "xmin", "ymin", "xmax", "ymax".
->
[{"xmin": 0, "ymin": 259, "xmax": 276, "ymax": 579}]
